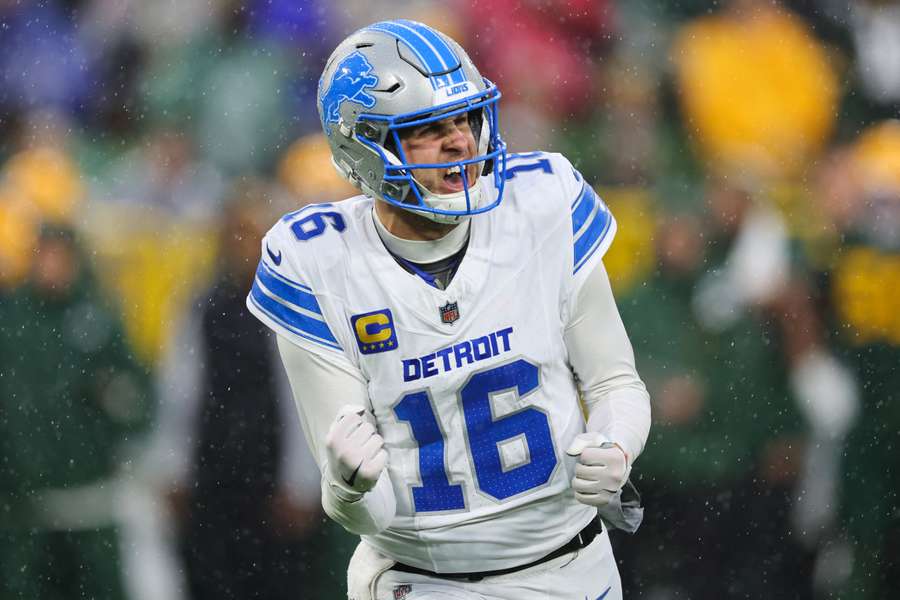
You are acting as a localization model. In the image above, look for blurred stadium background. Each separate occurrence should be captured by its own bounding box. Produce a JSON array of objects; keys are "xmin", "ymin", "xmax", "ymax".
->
[{"xmin": 1, "ymin": 0, "xmax": 898, "ymax": 598}]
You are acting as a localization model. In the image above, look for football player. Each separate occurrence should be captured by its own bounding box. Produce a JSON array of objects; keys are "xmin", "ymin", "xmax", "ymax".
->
[{"xmin": 247, "ymin": 20, "xmax": 651, "ymax": 600}]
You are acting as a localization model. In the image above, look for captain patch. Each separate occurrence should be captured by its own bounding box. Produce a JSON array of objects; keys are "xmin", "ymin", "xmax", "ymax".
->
[{"xmin": 351, "ymin": 309, "xmax": 398, "ymax": 355}]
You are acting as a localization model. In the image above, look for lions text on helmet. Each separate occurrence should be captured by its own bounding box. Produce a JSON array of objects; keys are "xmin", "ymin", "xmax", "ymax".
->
[{"xmin": 317, "ymin": 19, "xmax": 508, "ymax": 225}]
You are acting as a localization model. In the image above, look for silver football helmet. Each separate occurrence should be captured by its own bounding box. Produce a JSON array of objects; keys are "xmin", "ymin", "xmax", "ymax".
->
[{"xmin": 317, "ymin": 20, "xmax": 508, "ymax": 224}]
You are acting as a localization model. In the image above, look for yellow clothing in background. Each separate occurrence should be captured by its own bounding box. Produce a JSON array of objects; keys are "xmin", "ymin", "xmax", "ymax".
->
[
  {"xmin": 672, "ymin": 5, "xmax": 839, "ymax": 179},
  {"xmin": 599, "ymin": 187, "xmax": 656, "ymax": 297},
  {"xmin": 4, "ymin": 147, "xmax": 84, "ymax": 224},
  {"xmin": 853, "ymin": 119, "xmax": 900, "ymax": 195},
  {"xmin": 0, "ymin": 189, "xmax": 38, "ymax": 288},
  {"xmin": 277, "ymin": 133, "xmax": 358, "ymax": 203},
  {"xmin": 87, "ymin": 212, "xmax": 217, "ymax": 366}
]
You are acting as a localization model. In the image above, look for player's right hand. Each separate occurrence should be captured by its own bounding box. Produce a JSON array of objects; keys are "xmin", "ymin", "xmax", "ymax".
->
[
  {"xmin": 325, "ymin": 405, "xmax": 388, "ymax": 500},
  {"xmin": 566, "ymin": 432, "xmax": 630, "ymax": 507}
]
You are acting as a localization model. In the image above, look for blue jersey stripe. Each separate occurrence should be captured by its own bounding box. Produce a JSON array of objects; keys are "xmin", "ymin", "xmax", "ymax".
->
[
  {"xmin": 574, "ymin": 206, "xmax": 613, "ymax": 273},
  {"xmin": 249, "ymin": 293, "xmax": 342, "ymax": 351},
  {"xmin": 574, "ymin": 215, "xmax": 613, "ymax": 274},
  {"xmin": 571, "ymin": 183, "xmax": 597, "ymax": 234},
  {"xmin": 261, "ymin": 262, "xmax": 312, "ymax": 293},
  {"xmin": 396, "ymin": 20, "xmax": 465, "ymax": 84},
  {"xmin": 249, "ymin": 281, "xmax": 341, "ymax": 348},
  {"xmin": 259, "ymin": 259, "xmax": 313, "ymax": 293},
  {"xmin": 256, "ymin": 259, "xmax": 312, "ymax": 293},
  {"xmin": 256, "ymin": 262, "xmax": 321, "ymax": 314}
]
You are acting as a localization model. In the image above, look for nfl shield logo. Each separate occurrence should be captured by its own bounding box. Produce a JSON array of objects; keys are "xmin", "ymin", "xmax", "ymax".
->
[
  {"xmin": 439, "ymin": 301, "xmax": 460, "ymax": 325},
  {"xmin": 393, "ymin": 585, "xmax": 412, "ymax": 600}
]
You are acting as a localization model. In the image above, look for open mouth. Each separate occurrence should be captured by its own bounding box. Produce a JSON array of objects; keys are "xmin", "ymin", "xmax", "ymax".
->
[{"xmin": 442, "ymin": 164, "xmax": 469, "ymax": 193}]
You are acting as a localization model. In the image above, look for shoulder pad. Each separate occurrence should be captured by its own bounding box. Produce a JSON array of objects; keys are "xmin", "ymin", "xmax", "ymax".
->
[
  {"xmin": 504, "ymin": 152, "xmax": 615, "ymax": 274},
  {"xmin": 246, "ymin": 201, "xmax": 361, "ymax": 353}
]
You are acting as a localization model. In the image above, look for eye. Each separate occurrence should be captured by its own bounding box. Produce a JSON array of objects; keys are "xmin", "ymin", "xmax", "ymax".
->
[
  {"xmin": 402, "ymin": 123, "xmax": 436, "ymax": 140},
  {"xmin": 419, "ymin": 124, "xmax": 442, "ymax": 137}
]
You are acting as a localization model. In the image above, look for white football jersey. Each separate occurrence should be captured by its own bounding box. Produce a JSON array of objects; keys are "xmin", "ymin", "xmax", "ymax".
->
[{"xmin": 247, "ymin": 151, "xmax": 617, "ymax": 573}]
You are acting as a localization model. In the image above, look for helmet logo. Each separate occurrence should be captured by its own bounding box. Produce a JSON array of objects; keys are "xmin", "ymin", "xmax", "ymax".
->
[{"xmin": 320, "ymin": 51, "xmax": 379, "ymax": 132}]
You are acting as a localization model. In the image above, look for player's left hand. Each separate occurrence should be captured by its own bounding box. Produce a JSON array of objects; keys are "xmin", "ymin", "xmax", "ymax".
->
[{"xmin": 566, "ymin": 432, "xmax": 631, "ymax": 507}]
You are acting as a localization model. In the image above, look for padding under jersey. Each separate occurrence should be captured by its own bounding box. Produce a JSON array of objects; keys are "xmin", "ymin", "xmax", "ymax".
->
[{"xmin": 247, "ymin": 151, "xmax": 616, "ymax": 574}]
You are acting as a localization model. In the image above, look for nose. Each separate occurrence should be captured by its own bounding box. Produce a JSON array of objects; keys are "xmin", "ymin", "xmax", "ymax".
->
[{"xmin": 443, "ymin": 122, "xmax": 469, "ymax": 154}]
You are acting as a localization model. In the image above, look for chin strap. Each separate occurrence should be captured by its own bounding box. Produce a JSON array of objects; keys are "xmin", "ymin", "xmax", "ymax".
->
[{"xmin": 407, "ymin": 176, "xmax": 483, "ymax": 224}]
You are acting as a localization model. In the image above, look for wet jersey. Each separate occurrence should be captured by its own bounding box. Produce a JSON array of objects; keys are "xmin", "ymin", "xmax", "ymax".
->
[{"xmin": 247, "ymin": 151, "xmax": 617, "ymax": 572}]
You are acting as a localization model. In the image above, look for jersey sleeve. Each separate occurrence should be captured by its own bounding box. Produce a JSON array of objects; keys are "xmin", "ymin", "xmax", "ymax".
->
[
  {"xmin": 549, "ymin": 153, "xmax": 618, "ymax": 318},
  {"xmin": 246, "ymin": 220, "xmax": 346, "ymax": 358}
]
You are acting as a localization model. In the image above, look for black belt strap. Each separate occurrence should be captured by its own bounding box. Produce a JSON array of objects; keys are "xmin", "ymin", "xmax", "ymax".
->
[{"xmin": 391, "ymin": 518, "xmax": 602, "ymax": 582}]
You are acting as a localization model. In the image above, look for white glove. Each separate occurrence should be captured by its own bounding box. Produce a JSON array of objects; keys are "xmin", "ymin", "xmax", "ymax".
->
[
  {"xmin": 325, "ymin": 405, "xmax": 388, "ymax": 502},
  {"xmin": 566, "ymin": 432, "xmax": 631, "ymax": 507}
]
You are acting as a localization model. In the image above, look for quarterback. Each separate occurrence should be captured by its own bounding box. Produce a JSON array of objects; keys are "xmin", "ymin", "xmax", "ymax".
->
[{"xmin": 247, "ymin": 20, "xmax": 651, "ymax": 600}]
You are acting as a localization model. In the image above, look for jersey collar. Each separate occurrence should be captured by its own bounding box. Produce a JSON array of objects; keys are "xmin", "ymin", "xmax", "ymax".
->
[{"xmin": 371, "ymin": 206, "xmax": 471, "ymax": 264}]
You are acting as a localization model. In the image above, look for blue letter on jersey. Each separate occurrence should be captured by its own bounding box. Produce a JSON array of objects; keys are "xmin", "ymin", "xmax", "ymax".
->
[{"xmin": 402, "ymin": 326, "xmax": 514, "ymax": 381}]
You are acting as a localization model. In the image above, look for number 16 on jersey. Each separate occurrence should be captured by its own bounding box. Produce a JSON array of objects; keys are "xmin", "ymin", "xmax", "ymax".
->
[{"xmin": 394, "ymin": 359, "xmax": 558, "ymax": 513}]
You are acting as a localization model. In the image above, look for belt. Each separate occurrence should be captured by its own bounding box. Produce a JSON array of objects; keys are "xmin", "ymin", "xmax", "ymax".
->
[{"xmin": 391, "ymin": 518, "xmax": 601, "ymax": 582}]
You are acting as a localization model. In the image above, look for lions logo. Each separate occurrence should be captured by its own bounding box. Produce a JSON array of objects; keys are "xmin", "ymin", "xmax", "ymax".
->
[{"xmin": 320, "ymin": 51, "xmax": 379, "ymax": 131}]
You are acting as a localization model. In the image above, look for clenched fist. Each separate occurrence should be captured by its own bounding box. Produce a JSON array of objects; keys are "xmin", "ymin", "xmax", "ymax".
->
[
  {"xmin": 325, "ymin": 405, "xmax": 388, "ymax": 501},
  {"xmin": 566, "ymin": 432, "xmax": 631, "ymax": 507}
]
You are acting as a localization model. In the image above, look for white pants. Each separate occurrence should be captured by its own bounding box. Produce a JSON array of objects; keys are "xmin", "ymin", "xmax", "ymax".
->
[{"xmin": 367, "ymin": 529, "xmax": 621, "ymax": 600}]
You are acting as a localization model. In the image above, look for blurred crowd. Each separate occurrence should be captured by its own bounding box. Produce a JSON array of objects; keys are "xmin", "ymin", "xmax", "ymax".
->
[{"xmin": 1, "ymin": 0, "xmax": 898, "ymax": 598}]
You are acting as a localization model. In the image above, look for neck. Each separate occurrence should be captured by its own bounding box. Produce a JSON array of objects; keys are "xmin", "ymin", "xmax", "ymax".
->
[
  {"xmin": 372, "ymin": 203, "xmax": 470, "ymax": 264},
  {"xmin": 373, "ymin": 199, "xmax": 457, "ymax": 241}
]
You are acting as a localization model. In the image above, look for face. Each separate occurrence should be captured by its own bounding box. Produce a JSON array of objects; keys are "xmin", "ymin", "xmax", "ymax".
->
[{"xmin": 399, "ymin": 112, "xmax": 479, "ymax": 195}]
